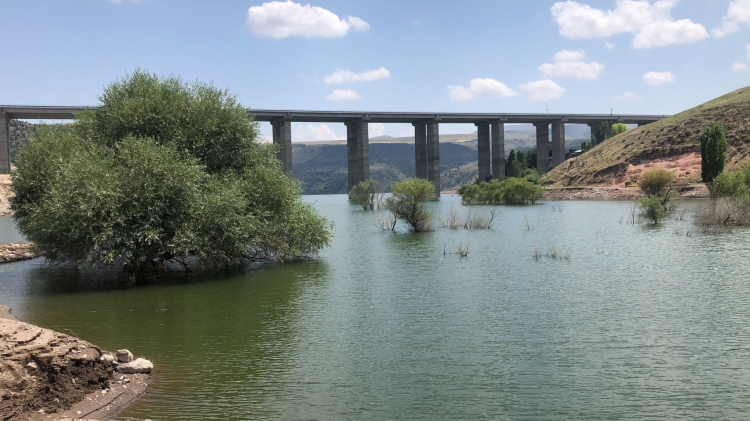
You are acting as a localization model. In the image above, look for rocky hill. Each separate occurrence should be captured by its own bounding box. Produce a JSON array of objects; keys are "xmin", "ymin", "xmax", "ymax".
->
[{"xmin": 543, "ymin": 86, "xmax": 750, "ymax": 186}]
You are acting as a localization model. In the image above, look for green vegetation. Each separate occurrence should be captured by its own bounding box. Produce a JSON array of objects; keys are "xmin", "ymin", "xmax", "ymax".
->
[
  {"xmin": 700, "ymin": 123, "xmax": 728, "ymax": 187},
  {"xmin": 698, "ymin": 162, "xmax": 750, "ymax": 226},
  {"xmin": 349, "ymin": 179, "xmax": 379, "ymax": 210},
  {"xmin": 581, "ymin": 121, "xmax": 614, "ymax": 152},
  {"xmin": 460, "ymin": 176, "xmax": 545, "ymax": 205},
  {"xmin": 636, "ymin": 167, "xmax": 675, "ymax": 224},
  {"xmin": 612, "ymin": 123, "xmax": 629, "ymax": 135},
  {"xmin": 11, "ymin": 71, "xmax": 332, "ymax": 277},
  {"xmin": 384, "ymin": 178, "xmax": 435, "ymax": 232},
  {"xmin": 543, "ymin": 86, "xmax": 750, "ymax": 187}
]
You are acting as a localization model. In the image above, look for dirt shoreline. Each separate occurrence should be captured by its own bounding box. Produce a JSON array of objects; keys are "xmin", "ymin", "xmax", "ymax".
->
[
  {"xmin": 543, "ymin": 183, "xmax": 709, "ymax": 201},
  {"xmin": 0, "ymin": 306, "xmax": 151, "ymax": 421}
]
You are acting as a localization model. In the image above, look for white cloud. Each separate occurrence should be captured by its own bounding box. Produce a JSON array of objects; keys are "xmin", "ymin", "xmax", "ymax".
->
[
  {"xmin": 605, "ymin": 41, "xmax": 616, "ymax": 49},
  {"xmin": 294, "ymin": 124, "xmax": 345, "ymax": 142},
  {"xmin": 369, "ymin": 123, "xmax": 385, "ymax": 137},
  {"xmin": 518, "ymin": 80, "xmax": 566, "ymax": 101},
  {"xmin": 447, "ymin": 78, "xmax": 517, "ymax": 102},
  {"xmin": 550, "ymin": 0, "xmax": 708, "ymax": 49},
  {"xmin": 326, "ymin": 89, "xmax": 361, "ymax": 101},
  {"xmin": 643, "ymin": 71, "xmax": 676, "ymax": 85},
  {"xmin": 632, "ymin": 19, "xmax": 709, "ymax": 49},
  {"xmin": 324, "ymin": 67, "xmax": 391, "ymax": 84},
  {"xmin": 246, "ymin": 1, "xmax": 369, "ymax": 39},
  {"xmin": 713, "ymin": 0, "xmax": 750, "ymax": 37},
  {"xmin": 539, "ymin": 49, "xmax": 605, "ymax": 79},
  {"xmin": 613, "ymin": 91, "xmax": 641, "ymax": 100},
  {"xmin": 732, "ymin": 61, "xmax": 748, "ymax": 71}
]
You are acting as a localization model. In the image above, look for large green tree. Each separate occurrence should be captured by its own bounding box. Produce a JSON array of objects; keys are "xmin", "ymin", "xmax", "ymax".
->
[
  {"xmin": 700, "ymin": 123, "xmax": 728, "ymax": 185},
  {"xmin": 11, "ymin": 71, "xmax": 332, "ymax": 277}
]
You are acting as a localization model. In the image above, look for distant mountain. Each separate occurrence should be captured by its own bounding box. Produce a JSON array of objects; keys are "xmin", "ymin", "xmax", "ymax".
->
[
  {"xmin": 371, "ymin": 135, "xmax": 393, "ymax": 139},
  {"xmin": 293, "ymin": 142, "xmax": 478, "ymax": 194}
]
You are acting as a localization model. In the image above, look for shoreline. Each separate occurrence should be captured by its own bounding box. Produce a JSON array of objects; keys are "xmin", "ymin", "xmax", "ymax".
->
[{"xmin": 0, "ymin": 306, "xmax": 152, "ymax": 420}]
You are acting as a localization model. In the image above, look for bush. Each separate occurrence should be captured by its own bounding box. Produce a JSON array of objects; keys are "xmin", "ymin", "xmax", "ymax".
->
[
  {"xmin": 713, "ymin": 162, "xmax": 750, "ymax": 199},
  {"xmin": 460, "ymin": 177, "xmax": 545, "ymax": 205},
  {"xmin": 637, "ymin": 167, "xmax": 674, "ymax": 196},
  {"xmin": 349, "ymin": 179, "xmax": 379, "ymax": 210},
  {"xmin": 385, "ymin": 178, "xmax": 435, "ymax": 232},
  {"xmin": 11, "ymin": 71, "xmax": 332, "ymax": 277}
]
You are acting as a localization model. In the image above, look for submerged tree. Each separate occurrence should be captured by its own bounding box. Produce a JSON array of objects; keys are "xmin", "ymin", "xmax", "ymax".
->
[
  {"xmin": 349, "ymin": 179, "xmax": 379, "ymax": 210},
  {"xmin": 385, "ymin": 178, "xmax": 435, "ymax": 232},
  {"xmin": 636, "ymin": 166, "xmax": 675, "ymax": 224},
  {"xmin": 11, "ymin": 70, "xmax": 332, "ymax": 277}
]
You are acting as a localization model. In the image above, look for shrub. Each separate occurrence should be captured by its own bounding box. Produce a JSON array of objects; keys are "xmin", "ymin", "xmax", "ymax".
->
[
  {"xmin": 460, "ymin": 177, "xmax": 545, "ymax": 205},
  {"xmin": 11, "ymin": 71, "xmax": 332, "ymax": 277},
  {"xmin": 637, "ymin": 167, "xmax": 674, "ymax": 196},
  {"xmin": 349, "ymin": 179, "xmax": 379, "ymax": 210},
  {"xmin": 385, "ymin": 178, "xmax": 435, "ymax": 232}
]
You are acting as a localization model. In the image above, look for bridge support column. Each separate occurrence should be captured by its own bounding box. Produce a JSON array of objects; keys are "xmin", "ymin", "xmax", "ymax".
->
[
  {"xmin": 534, "ymin": 122, "xmax": 549, "ymax": 172},
  {"xmin": 476, "ymin": 122, "xmax": 490, "ymax": 183},
  {"xmin": 413, "ymin": 122, "xmax": 427, "ymax": 179},
  {"xmin": 587, "ymin": 122, "xmax": 598, "ymax": 143},
  {"xmin": 0, "ymin": 114, "xmax": 9, "ymax": 174},
  {"xmin": 427, "ymin": 120, "xmax": 440, "ymax": 197},
  {"xmin": 491, "ymin": 120, "xmax": 504, "ymax": 180},
  {"xmin": 272, "ymin": 120, "xmax": 292, "ymax": 177},
  {"xmin": 345, "ymin": 119, "xmax": 370, "ymax": 191},
  {"xmin": 551, "ymin": 121, "xmax": 565, "ymax": 168}
]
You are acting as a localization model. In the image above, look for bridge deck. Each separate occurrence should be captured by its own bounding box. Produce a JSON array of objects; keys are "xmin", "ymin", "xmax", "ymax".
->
[{"xmin": 0, "ymin": 106, "xmax": 667, "ymax": 125}]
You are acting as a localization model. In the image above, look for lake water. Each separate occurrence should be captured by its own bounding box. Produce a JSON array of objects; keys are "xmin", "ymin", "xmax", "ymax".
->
[{"xmin": 2, "ymin": 196, "xmax": 750, "ymax": 420}]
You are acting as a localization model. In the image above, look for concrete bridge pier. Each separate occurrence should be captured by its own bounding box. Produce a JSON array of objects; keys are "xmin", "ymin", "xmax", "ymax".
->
[
  {"xmin": 491, "ymin": 120, "xmax": 504, "ymax": 180},
  {"xmin": 587, "ymin": 122, "xmax": 598, "ymax": 143},
  {"xmin": 413, "ymin": 122, "xmax": 427, "ymax": 179},
  {"xmin": 345, "ymin": 119, "xmax": 370, "ymax": 191},
  {"xmin": 551, "ymin": 121, "xmax": 565, "ymax": 168},
  {"xmin": 271, "ymin": 119, "xmax": 292, "ymax": 177},
  {"xmin": 0, "ymin": 113, "xmax": 9, "ymax": 174},
  {"xmin": 475, "ymin": 122, "xmax": 490, "ymax": 183},
  {"xmin": 427, "ymin": 120, "xmax": 440, "ymax": 197},
  {"xmin": 534, "ymin": 122, "xmax": 550, "ymax": 172}
]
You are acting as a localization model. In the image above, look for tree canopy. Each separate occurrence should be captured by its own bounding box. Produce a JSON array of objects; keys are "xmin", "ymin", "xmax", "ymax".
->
[
  {"xmin": 700, "ymin": 123, "xmax": 728, "ymax": 185},
  {"xmin": 11, "ymin": 71, "xmax": 332, "ymax": 277}
]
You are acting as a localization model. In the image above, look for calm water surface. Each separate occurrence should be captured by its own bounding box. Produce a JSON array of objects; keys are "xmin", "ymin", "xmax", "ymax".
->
[{"xmin": 2, "ymin": 196, "xmax": 750, "ymax": 420}]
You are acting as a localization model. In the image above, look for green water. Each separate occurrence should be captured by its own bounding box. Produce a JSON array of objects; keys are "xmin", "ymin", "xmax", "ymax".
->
[{"xmin": 2, "ymin": 196, "xmax": 750, "ymax": 420}]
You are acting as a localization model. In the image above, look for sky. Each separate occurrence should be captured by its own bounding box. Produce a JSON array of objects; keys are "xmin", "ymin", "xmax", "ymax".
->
[{"xmin": 1, "ymin": 0, "xmax": 749, "ymax": 140}]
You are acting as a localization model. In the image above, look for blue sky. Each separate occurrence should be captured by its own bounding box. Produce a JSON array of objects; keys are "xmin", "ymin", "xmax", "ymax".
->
[{"xmin": 1, "ymin": 0, "xmax": 749, "ymax": 140}]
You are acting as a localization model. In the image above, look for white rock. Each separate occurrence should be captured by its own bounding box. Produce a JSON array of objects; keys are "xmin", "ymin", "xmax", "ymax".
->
[
  {"xmin": 116, "ymin": 349, "xmax": 133, "ymax": 363},
  {"xmin": 100, "ymin": 354, "xmax": 115, "ymax": 363},
  {"xmin": 115, "ymin": 358, "xmax": 153, "ymax": 374}
]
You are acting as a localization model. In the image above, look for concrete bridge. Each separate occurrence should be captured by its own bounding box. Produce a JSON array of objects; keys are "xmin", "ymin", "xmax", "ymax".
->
[{"xmin": 0, "ymin": 106, "xmax": 668, "ymax": 195}]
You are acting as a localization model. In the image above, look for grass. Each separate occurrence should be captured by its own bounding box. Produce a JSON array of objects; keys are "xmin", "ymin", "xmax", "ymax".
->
[{"xmin": 543, "ymin": 86, "xmax": 750, "ymax": 187}]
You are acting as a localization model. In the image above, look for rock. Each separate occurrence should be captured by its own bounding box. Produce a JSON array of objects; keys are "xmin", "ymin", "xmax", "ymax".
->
[
  {"xmin": 116, "ymin": 349, "xmax": 133, "ymax": 363},
  {"xmin": 115, "ymin": 358, "xmax": 153, "ymax": 374},
  {"xmin": 100, "ymin": 353, "xmax": 115, "ymax": 363}
]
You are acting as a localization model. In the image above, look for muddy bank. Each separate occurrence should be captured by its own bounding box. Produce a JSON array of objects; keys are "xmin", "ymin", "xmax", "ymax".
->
[
  {"xmin": 0, "ymin": 308, "xmax": 151, "ymax": 420},
  {"xmin": 0, "ymin": 243, "xmax": 36, "ymax": 264},
  {"xmin": 545, "ymin": 184, "xmax": 709, "ymax": 201}
]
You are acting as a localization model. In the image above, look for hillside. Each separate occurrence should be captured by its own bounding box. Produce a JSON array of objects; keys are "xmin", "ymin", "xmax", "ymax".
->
[{"xmin": 544, "ymin": 86, "xmax": 750, "ymax": 186}]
